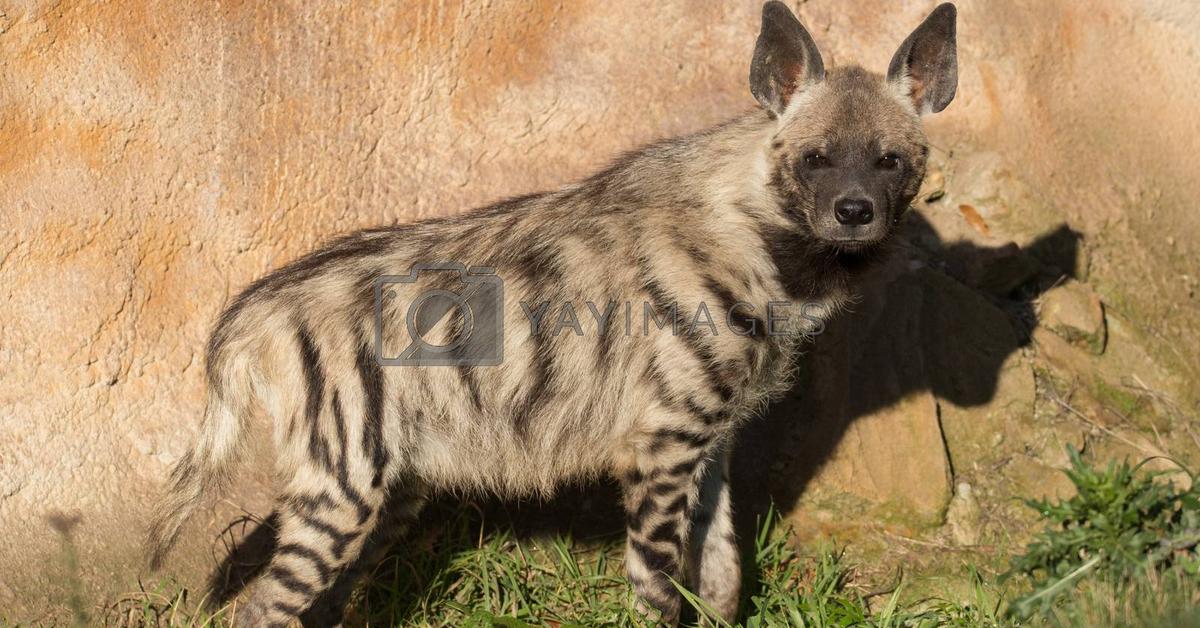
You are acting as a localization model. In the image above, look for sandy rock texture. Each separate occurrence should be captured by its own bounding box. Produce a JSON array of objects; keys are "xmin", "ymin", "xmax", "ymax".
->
[{"xmin": 2, "ymin": 0, "xmax": 1198, "ymax": 619}]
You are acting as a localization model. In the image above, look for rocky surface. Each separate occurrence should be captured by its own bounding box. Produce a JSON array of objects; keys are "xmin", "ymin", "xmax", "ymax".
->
[
  {"xmin": 2, "ymin": 0, "xmax": 1199, "ymax": 619},
  {"xmin": 1041, "ymin": 280, "xmax": 1107, "ymax": 354}
]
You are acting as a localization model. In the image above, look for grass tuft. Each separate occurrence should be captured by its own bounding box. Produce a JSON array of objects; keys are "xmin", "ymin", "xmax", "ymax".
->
[{"xmin": 1004, "ymin": 446, "xmax": 1200, "ymax": 624}]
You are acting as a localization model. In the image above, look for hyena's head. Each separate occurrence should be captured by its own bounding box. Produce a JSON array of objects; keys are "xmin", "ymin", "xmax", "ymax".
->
[{"xmin": 752, "ymin": 2, "xmax": 957, "ymax": 252}]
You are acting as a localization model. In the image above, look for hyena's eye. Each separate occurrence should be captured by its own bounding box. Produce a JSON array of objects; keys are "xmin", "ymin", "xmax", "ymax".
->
[
  {"xmin": 803, "ymin": 152, "xmax": 830, "ymax": 170},
  {"xmin": 877, "ymin": 154, "xmax": 901, "ymax": 170}
]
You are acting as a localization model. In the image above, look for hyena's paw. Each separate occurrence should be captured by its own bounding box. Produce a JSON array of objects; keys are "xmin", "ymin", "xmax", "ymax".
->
[
  {"xmin": 233, "ymin": 593, "xmax": 283, "ymax": 628},
  {"xmin": 631, "ymin": 587, "xmax": 681, "ymax": 626}
]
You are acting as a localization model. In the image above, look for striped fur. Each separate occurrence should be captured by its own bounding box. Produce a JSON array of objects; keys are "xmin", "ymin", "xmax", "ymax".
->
[{"xmin": 147, "ymin": 4, "xmax": 956, "ymax": 625}]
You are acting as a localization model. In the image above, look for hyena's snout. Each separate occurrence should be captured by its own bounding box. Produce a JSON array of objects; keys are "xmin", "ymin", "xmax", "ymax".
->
[
  {"xmin": 833, "ymin": 196, "xmax": 874, "ymax": 226},
  {"xmin": 810, "ymin": 180, "xmax": 896, "ymax": 246}
]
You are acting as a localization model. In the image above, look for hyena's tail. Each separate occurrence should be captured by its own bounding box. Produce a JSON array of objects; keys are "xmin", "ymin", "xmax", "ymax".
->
[{"xmin": 146, "ymin": 350, "xmax": 253, "ymax": 570}]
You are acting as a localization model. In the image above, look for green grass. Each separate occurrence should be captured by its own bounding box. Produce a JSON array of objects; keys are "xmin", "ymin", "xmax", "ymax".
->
[
  {"xmin": 356, "ymin": 517, "xmax": 639, "ymax": 626},
  {"xmin": 76, "ymin": 450, "xmax": 1200, "ymax": 626},
  {"xmin": 1004, "ymin": 447, "xmax": 1200, "ymax": 626},
  {"xmin": 349, "ymin": 506, "xmax": 1008, "ymax": 628}
]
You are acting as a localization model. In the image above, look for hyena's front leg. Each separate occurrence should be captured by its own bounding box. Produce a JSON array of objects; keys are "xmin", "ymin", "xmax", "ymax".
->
[
  {"xmin": 686, "ymin": 443, "xmax": 740, "ymax": 623},
  {"xmin": 619, "ymin": 421, "xmax": 715, "ymax": 625}
]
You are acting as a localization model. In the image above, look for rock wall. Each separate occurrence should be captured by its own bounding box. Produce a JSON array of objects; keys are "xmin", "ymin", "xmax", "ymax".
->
[{"xmin": 2, "ymin": 0, "xmax": 1197, "ymax": 619}]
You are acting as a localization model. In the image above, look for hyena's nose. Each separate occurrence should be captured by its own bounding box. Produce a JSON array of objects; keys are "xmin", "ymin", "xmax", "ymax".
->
[{"xmin": 834, "ymin": 198, "xmax": 875, "ymax": 226}]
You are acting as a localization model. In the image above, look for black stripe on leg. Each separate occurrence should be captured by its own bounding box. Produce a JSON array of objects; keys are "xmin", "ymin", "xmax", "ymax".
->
[
  {"xmin": 685, "ymin": 397, "xmax": 724, "ymax": 425},
  {"xmin": 267, "ymin": 565, "xmax": 315, "ymax": 596},
  {"xmin": 275, "ymin": 543, "xmax": 334, "ymax": 584},
  {"xmin": 291, "ymin": 510, "xmax": 359, "ymax": 560},
  {"xmin": 356, "ymin": 342, "xmax": 390, "ymax": 488},
  {"xmin": 626, "ymin": 496, "xmax": 656, "ymax": 533},
  {"xmin": 622, "ymin": 467, "xmax": 644, "ymax": 486},
  {"xmin": 330, "ymin": 391, "xmax": 373, "ymax": 525},
  {"xmin": 647, "ymin": 520, "xmax": 681, "ymax": 545},
  {"xmin": 649, "ymin": 428, "xmax": 711, "ymax": 453},
  {"xmin": 630, "ymin": 538, "xmax": 677, "ymax": 574},
  {"xmin": 663, "ymin": 494, "xmax": 689, "ymax": 516},
  {"xmin": 641, "ymin": 586, "xmax": 679, "ymax": 614},
  {"xmin": 285, "ymin": 491, "xmax": 337, "ymax": 514},
  {"xmin": 297, "ymin": 324, "xmax": 333, "ymax": 472},
  {"xmin": 270, "ymin": 600, "xmax": 305, "ymax": 618},
  {"xmin": 663, "ymin": 458, "xmax": 703, "ymax": 477},
  {"xmin": 649, "ymin": 480, "xmax": 684, "ymax": 496}
]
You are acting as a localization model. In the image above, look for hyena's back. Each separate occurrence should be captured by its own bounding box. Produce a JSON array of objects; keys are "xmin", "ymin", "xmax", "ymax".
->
[{"xmin": 210, "ymin": 197, "xmax": 649, "ymax": 493}]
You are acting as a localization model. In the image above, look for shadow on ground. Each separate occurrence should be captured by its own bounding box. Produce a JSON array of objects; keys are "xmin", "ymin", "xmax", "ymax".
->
[{"xmin": 204, "ymin": 213, "xmax": 1082, "ymax": 622}]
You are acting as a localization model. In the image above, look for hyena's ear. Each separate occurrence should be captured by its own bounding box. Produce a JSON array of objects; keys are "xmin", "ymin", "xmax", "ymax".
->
[
  {"xmin": 888, "ymin": 3, "xmax": 958, "ymax": 114},
  {"xmin": 750, "ymin": 1, "xmax": 824, "ymax": 116}
]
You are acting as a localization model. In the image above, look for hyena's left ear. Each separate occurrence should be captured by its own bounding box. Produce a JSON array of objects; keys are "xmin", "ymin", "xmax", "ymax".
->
[
  {"xmin": 888, "ymin": 3, "xmax": 958, "ymax": 114},
  {"xmin": 750, "ymin": 1, "xmax": 824, "ymax": 116}
]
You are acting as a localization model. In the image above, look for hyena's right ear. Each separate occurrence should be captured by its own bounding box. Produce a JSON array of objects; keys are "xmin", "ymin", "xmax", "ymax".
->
[
  {"xmin": 749, "ymin": 1, "xmax": 825, "ymax": 116},
  {"xmin": 888, "ymin": 3, "xmax": 958, "ymax": 114}
]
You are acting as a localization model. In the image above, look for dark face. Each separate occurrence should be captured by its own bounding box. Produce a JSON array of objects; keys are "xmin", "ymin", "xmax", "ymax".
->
[
  {"xmin": 772, "ymin": 68, "xmax": 928, "ymax": 252},
  {"xmin": 749, "ymin": 1, "xmax": 957, "ymax": 260}
]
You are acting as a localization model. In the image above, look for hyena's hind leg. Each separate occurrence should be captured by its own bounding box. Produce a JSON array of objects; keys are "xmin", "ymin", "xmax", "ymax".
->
[
  {"xmin": 237, "ymin": 468, "xmax": 388, "ymax": 627},
  {"xmin": 298, "ymin": 483, "xmax": 428, "ymax": 627},
  {"xmin": 686, "ymin": 443, "xmax": 741, "ymax": 623}
]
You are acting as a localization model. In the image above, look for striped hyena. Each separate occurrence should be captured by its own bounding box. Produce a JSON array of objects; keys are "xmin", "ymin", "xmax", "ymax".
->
[{"xmin": 147, "ymin": 3, "xmax": 958, "ymax": 625}]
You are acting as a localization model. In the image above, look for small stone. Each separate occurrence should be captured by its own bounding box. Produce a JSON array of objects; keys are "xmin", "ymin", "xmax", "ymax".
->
[
  {"xmin": 958, "ymin": 204, "xmax": 992, "ymax": 237},
  {"xmin": 945, "ymin": 482, "xmax": 982, "ymax": 546},
  {"xmin": 921, "ymin": 168, "xmax": 946, "ymax": 202},
  {"xmin": 1040, "ymin": 280, "xmax": 1106, "ymax": 355},
  {"xmin": 1033, "ymin": 326, "xmax": 1095, "ymax": 375}
]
